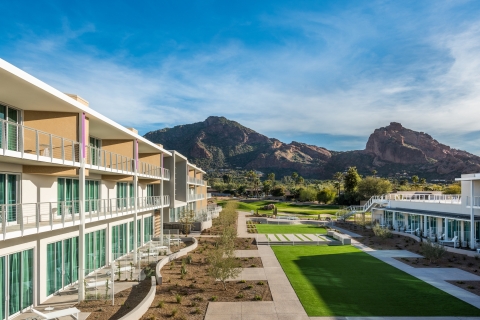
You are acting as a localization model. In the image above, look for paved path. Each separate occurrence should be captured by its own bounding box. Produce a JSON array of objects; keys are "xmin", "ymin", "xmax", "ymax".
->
[
  {"xmin": 205, "ymin": 245, "xmax": 309, "ymax": 320},
  {"xmin": 331, "ymin": 225, "xmax": 363, "ymax": 237},
  {"xmin": 238, "ymin": 211, "xmax": 251, "ymax": 238},
  {"xmin": 352, "ymin": 240, "xmax": 480, "ymax": 310}
]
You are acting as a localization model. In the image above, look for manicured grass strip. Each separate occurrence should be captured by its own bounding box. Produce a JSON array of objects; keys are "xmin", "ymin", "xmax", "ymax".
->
[
  {"xmin": 218, "ymin": 200, "xmax": 340, "ymax": 215},
  {"xmin": 302, "ymin": 234, "xmax": 312, "ymax": 241},
  {"xmin": 274, "ymin": 234, "xmax": 282, "ymax": 241},
  {"xmin": 255, "ymin": 224, "xmax": 327, "ymax": 234},
  {"xmin": 272, "ymin": 246, "xmax": 480, "ymax": 317}
]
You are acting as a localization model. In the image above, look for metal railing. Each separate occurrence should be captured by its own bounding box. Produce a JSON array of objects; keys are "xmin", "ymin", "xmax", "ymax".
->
[
  {"xmin": 0, "ymin": 196, "xmax": 170, "ymax": 240},
  {"xmin": 188, "ymin": 193, "xmax": 205, "ymax": 202},
  {"xmin": 391, "ymin": 194, "xmax": 461, "ymax": 204},
  {"xmin": 0, "ymin": 118, "xmax": 80, "ymax": 164},
  {"xmin": 188, "ymin": 177, "xmax": 205, "ymax": 185},
  {"xmin": 465, "ymin": 196, "xmax": 480, "ymax": 207},
  {"xmin": 86, "ymin": 146, "xmax": 134, "ymax": 173},
  {"xmin": 138, "ymin": 161, "xmax": 162, "ymax": 178}
]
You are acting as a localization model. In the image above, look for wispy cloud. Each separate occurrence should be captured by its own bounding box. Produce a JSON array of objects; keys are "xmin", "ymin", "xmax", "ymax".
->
[{"xmin": 3, "ymin": 1, "xmax": 480, "ymax": 154}]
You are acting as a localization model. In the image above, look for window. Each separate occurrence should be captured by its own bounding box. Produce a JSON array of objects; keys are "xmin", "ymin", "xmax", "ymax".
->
[
  {"xmin": 112, "ymin": 223, "xmax": 128, "ymax": 260},
  {"xmin": 85, "ymin": 230, "xmax": 106, "ymax": 274},
  {"xmin": 89, "ymin": 137, "xmax": 101, "ymax": 166},
  {"xmin": 57, "ymin": 178, "xmax": 79, "ymax": 215},
  {"xmin": 0, "ymin": 104, "xmax": 19, "ymax": 151},
  {"xmin": 147, "ymin": 184, "xmax": 154, "ymax": 204},
  {"xmin": 0, "ymin": 249, "xmax": 33, "ymax": 319},
  {"xmin": 85, "ymin": 180, "xmax": 100, "ymax": 212},
  {"xmin": 144, "ymin": 216, "xmax": 153, "ymax": 242},
  {"xmin": 47, "ymin": 237, "xmax": 79, "ymax": 295},
  {"xmin": 116, "ymin": 182, "xmax": 127, "ymax": 208},
  {"xmin": 0, "ymin": 173, "xmax": 19, "ymax": 223}
]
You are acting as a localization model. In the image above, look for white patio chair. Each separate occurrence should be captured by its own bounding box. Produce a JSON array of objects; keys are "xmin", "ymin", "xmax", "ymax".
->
[
  {"xmin": 440, "ymin": 235, "xmax": 458, "ymax": 248},
  {"xmin": 31, "ymin": 307, "xmax": 80, "ymax": 319}
]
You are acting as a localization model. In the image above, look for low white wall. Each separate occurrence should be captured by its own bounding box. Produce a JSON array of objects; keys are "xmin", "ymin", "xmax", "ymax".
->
[
  {"xmin": 155, "ymin": 237, "xmax": 198, "ymax": 285},
  {"xmin": 327, "ymin": 230, "xmax": 351, "ymax": 245},
  {"xmin": 117, "ymin": 276, "xmax": 156, "ymax": 320}
]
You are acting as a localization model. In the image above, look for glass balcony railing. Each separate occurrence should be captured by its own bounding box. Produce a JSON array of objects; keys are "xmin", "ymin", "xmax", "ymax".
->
[
  {"xmin": 0, "ymin": 118, "xmax": 80, "ymax": 164},
  {"xmin": 0, "ymin": 195, "xmax": 170, "ymax": 240}
]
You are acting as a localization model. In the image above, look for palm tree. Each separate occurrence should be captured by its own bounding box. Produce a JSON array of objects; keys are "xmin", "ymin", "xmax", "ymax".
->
[
  {"xmin": 411, "ymin": 175, "xmax": 419, "ymax": 190},
  {"xmin": 371, "ymin": 170, "xmax": 377, "ymax": 178}
]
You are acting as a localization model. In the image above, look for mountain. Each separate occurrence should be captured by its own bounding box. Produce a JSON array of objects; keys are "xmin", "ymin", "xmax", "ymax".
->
[{"xmin": 144, "ymin": 117, "xmax": 480, "ymax": 180}]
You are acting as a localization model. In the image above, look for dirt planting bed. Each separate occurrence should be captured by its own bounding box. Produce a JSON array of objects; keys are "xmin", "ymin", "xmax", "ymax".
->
[
  {"xmin": 447, "ymin": 280, "xmax": 480, "ymax": 296},
  {"xmin": 234, "ymin": 237, "xmax": 257, "ymax": 250},
  {"xmin": 141, "ymin": 237, "xmax": 271, "ymax": 320}
]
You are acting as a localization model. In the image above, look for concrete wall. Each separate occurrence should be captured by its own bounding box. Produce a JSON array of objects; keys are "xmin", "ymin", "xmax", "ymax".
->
[{"xmin": 101, "ymin": 139, "xmax": 134, "ymax": 158}]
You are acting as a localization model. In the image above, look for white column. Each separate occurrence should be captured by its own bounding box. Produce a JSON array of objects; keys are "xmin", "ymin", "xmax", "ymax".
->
[
  {"xmin": 470, "ymin": 180, "xmax": 475, "ymax": 249},
  {"xmin": 78, "ymin": 113, "xmax": 86, "ymax": 302},
  {"xmin": 445, "ymin": 218, "xmax": 449, "ymax": 240},
  {"xmin": 437, "ymin": 218, "xmax": 442, "ymax": 237},
  {"xmin": 460, "ymin": 220, "xmax": 465, "ymax": 246},
  {"xmin": 160, "ymin": 153, "xmax": 164, "ymax": 246},
  {"xmin": 392, "ymin": 212, "xmax": 396, "ymax": 230},
  {"xmin": 423, "ymin": 215, "xmax": 428, "ymax": 237},
  {"xmin": 133, "ymin": 139, "xmax": 138, "ymax": 262}
]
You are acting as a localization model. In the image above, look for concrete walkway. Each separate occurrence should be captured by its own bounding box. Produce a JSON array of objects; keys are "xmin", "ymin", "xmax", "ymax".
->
[
  {"xmin": 238, "ymin": 211, "xmax": 251, "ymax": 238},
  {"xmin": 352, "ymin": 240, "xmax": 480, "ymax": 310},
  {"xmin": 206, "ymin": 245, "xmax": 309, "ymax": 320}
]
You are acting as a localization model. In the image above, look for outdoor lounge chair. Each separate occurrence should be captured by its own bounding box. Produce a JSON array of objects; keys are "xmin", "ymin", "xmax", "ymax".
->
[
  {"xmin": 31, "ymin": 307, "xmax": 80, "ymax": 319},
  {"xmin": 406, "ymin": 228, "xmax": 419, "ymax": 234},
  {"xmin": 440, "ymin": 235, "xmax": 458, "ymax": 248}
]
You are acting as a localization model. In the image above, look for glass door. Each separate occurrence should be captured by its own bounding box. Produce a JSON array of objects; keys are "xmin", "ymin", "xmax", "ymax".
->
[
  {"xmin": 0, "ymin": 105, "xmax": 19, "ymax": 152},
  {"xmin": 117, "ymin": 182, "xmax": 127, "ymax": 208},
  {"xmin": 58, "ymin": 178, "xmax": 79, "ymax": 216},
  {"xmin": 89, "ymin": 137, "xmax": 101, "ymax": 166},
  {"xmin": 0, "ymin": 174, "xmax": 18, "ymax": 224}
]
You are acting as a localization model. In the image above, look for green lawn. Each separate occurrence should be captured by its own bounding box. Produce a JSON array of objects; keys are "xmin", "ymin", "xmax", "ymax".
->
[
  {"xmin": 272, "ymin": 246, "xmax": 480, "ymax": 317},
  {"xmin": 255, "ymin": 224, "xmax": 327, "ymax": 234},
  {"xmin": 218, "ymin": 200, "xmax": 340, "ymax": 216}
]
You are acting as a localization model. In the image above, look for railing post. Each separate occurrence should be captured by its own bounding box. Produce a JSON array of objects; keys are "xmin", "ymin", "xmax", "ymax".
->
[
  {"xmin": 49, "ymin": 134, "xmax": 53, "ymax": 162},
  {"xmin": 35, "ymin": 130, "xmax": 39, "ymax": 160},
  {"xmin": 19, "ymin": 204, "xmax": 24, "ymax": 237},
  {"xmin": 2, "ymin": 205, "xmax": 6, "ymax": 239},
  {"xmin": 61, "ymin": 202, "xmax": 66, "ymax": 227},
  {"xmin": 20, "ymin": 124, "xmax": 24, "ymax": 158},
  {"xmin": 36, "ymin": 202, "xmax": 40, "ymax": 233},
  {"xmin": 61, "ymin": 138, "xmax": 65, "ymax": 163},
  {"xmin": 49, "ymin": 202, "xmax": 53, "ymax": 230}
]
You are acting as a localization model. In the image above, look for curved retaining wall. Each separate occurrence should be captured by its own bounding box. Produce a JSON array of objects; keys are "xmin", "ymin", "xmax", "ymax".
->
[
  {"xmin": 117, "ymin": 276, "xmax": 156, "ymax": 320},
  {"xmin": 155, "ymin": 237, "xmax": 198, "ymax": 285}
]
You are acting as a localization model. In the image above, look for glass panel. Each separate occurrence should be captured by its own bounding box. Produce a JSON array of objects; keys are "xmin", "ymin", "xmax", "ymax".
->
[
  {"xmin": 21, "ymin": 249, "xmax": 33, "ymax": 310},
  {"xmin": 7, "ymin": 175, "xmax": 17, "ymax": 222},
  {"xmin": 0, "ymin": 105, "xmax": 4, "ymax": 149},
  {"xmin": 72, "ymin": 237, "xmax": 79, "ymax": 283},
  {"xmin": 137, "ymin": 220, "xmax": 141, "ymax": 247},
  {"xmin": 129, "ymin": 221, "xmax": 134, "ymax": 251},
  {"xmin": 8, "ymin": 252, "xmax": 20, "ymax": 315},
  {"xmin": 7, "ymin": 108, "xmax": 18, "ymax": 151},
  {"xmin": 47, "ymin": 243, "xmax": 55, "ymax": 295},
  {"xmin": 57, "ymin": 178, "xmax": 65, "ymax": 215},
  {"xmin": 100, "ymin": 229, "xmax": 106, "ymax": 267},
  {"xmin": 63, "ymin": 238, "xmax": 71, "ymax": 288},
  {"xmin": 73, "ymin": 179, "xmax": 79, "ymax": 214},
  {"xmin": 66, "ymin": 179, "xmax": 72, "ymax": 215}
]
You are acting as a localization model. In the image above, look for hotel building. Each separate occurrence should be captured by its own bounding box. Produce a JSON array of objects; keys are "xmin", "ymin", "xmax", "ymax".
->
[{"xmin": 0, "ymin": 59, "xmax": 211, "ymax": 319}]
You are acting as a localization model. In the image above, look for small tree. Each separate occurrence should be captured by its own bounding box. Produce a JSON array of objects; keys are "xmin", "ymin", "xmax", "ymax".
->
[
  {"xmin": 344, "ymin": 167, "xmax": 361, "ymax": 194},
  {"xmin": 372, "ymin": 223, "xmax": 393, "ymax": 241},
  {"xmin": 179, "ymin": 208, "xmax": 196, "ymax": 236},
  {"xmin": 207, "ymin": 247, "xmax": 241, "ymax": 290}
]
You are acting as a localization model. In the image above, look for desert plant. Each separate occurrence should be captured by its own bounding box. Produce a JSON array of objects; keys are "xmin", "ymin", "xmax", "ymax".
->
[
  {"xmin": 105, "ymin": 279, "xmax": 109, "ymax": 298},
  {"xmin": 129, "ymin": 262, "xmax": 133, "ymax": 280},
  {"xmin": 186, "ymin": 255, "xmax": 192, "ymax": 264},
  {"xmin": 175, "ymin": 294, "xmax": 182, "ymax": 304},
  {"xmin": 254, "ymin": 294, "xmax": 262, "ymax": 300},
  {"xmin": 421, "ymin": 239, "xmax": 447, "ymax": 263},
  {"xmin": 372, "ymin": 223, "xmax": 393, "ymax": 240},
  {"xmin": 210, "ymin": 296, "xmax": 217, "ymax": 301},
  {"xmin": 157, "ymin": 300, "xmax": 164, "ymax": 308},
  {"xmin": 171, "ymin": 308, "xmax": 178, "ymax": 316}
]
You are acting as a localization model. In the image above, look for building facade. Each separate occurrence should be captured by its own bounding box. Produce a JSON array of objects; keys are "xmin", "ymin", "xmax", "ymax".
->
[
  {"xmin": 372, "ymin": 174, "xmax": 480, "ymax": 250},
  {"xmin": 0, "ymin": 59, "xmax": 209, "ymax": 319}
]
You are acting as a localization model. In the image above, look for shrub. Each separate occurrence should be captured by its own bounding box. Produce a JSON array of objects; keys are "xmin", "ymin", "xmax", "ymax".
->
[
  {"xmin": 157, "ymin": 300, "xmax": 164, "ymax": 308},
  {"xmin": 171, "ymin": 308, "xmax": 178, "ymax": 316},
  {"xmin": 254, "ymin": 295, "xmax": 262, "ymax": 301},
  {"xmin": 421, "ymin": 239, "xmax": 447, "ymax": 263},
  {"xmin": 210, "ymin": 296, "xmax": 218, "ymax": 301},
  {"xmin": 236, "ymin": 293, "xmax": 244, "ymax": 299},
  {"xmin": 246, "ymin": 285, "xmax": 253, "ymax": 289},
  {"xmin": 175, "ymin": 294, "xmax": 183, "ymax": 304},
  {"xmin": 372, "ymin": 223, "xmax": 393, "ymax": 240},
  {"xmin": 257, "ymin": 281, "xmax": 264, "ymax": 285}
]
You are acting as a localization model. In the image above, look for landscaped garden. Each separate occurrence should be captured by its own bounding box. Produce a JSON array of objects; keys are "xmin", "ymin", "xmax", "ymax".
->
[
  {"xmin": 273, "ymin": 245, "xmax": 480, "ymax": 317},
  {"xmin": 218, "ymin": 200, "xmax": 340, "ymax": 216}
]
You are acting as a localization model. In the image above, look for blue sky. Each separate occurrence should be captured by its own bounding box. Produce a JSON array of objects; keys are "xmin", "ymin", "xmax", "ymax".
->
[{"xmin": 2, "ymin": 1, "xmax": 480, "ymax": 153}]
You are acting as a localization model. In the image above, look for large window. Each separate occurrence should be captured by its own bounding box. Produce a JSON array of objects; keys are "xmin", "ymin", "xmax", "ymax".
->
[
  {"xmin": 0, "ymin": 249, "xmax": 33, "ymax": 319},
  {"xmin": 144, "ymin": 216, "xmax": 153, "ymax": 242},
  {"xmin": 137, "ymin": 219, "xmax": 141, "ymax": 247},
  {"xmin": 89, "ymin": 137, "xmax": 101, "ymax": 166},
  {"xmin": 129, "ymin": 221, "xmax": 134, "ymax": 251},
  {"xmin": 112, "ymin": 223, "xmax": 128, "ymax": 260},
  {"xmin": 0, "ymin": 104, "xmax": 19, "ymax": 152},
  {"xmin": 117, "ymin": 182, "xmax": 134, "ymax": 208},
  {"xmin": 85, "ymin": 230, "xmax": 106, "ymax": 274},
  {"xmin": 0, "ymin": 173, "xmax": 19, "ymax": 222},
  {"xmin": 85, "ymin": 180, "xmax": 100, "ymax": 212},
  {"xmin": 57, "ymin": 178, "xmax": 79, "ymax": 215},
  {"xmin": 47, "ymin": 237, "xmax": 79, "ymax": 295}
]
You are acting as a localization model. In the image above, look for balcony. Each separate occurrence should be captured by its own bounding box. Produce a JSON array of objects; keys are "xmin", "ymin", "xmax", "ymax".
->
[
  {"xmin": 0, "ymin": 118, "xmax": 80, "ymax": 166},
  {"xmin": 207, "ymin": 193, "xmax": 212, "ymax": 199},
  {"xmin": 188, "ymin": 193, "xmax": 205, "ymax": 202},
  {"xmin": 465, "ymin": 196, "xmax": 480, "ymax": 208},
  {"xmin": 187, "ymin": 176, "xmax": 205, "ymax": 185},
  {"xmin": 86, "ymin": 146, "xmax": 170, "ymax": 179},
  {"xmin": 0, "ymin": 195, "xmax": 170, "ymax": 240}
]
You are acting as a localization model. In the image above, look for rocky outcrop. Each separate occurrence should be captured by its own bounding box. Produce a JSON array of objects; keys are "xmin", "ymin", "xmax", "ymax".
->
[{"xmin": 144, "ymin": 118, "xmax": 480, "ymax": 180}]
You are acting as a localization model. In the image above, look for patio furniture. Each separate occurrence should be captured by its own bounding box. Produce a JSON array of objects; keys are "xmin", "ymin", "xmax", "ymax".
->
[
  {"xmin": 440, "ymin": 236, "xmax": 458, "ymax": 248},
  {"xmin": 31, "ymin": 307, "xmax": 80, "ymax": 319},
  {"xmin": 406, "ymin": 228, "xmax": 419, "ymax": 234}
]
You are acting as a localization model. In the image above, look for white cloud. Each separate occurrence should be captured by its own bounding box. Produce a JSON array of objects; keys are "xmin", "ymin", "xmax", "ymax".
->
[{"xmin": 4, "ymin": 4, "xmax": 480, "ymax": 155}]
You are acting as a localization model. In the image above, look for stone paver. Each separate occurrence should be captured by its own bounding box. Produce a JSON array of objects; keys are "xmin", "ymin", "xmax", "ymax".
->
[
  {"xmin": 237, "ymin": 211, "xmax": 251, "ymax": 238},
  {"xmin": 206, "ymin": 244, "xmax": 308, "ymax": 320},
  {"xmin": 368, "ymin": 249, "xmax": 423, "ymax": 259},
  {"xmin": 235, "ymin": 250, "xmax": 260, "ymax": 258}
]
